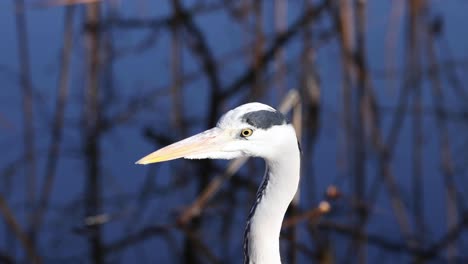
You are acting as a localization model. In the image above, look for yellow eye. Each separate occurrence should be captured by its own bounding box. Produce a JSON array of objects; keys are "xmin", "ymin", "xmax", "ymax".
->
[{"xmin": 240, "ymin": 128, "xmax": 253, "ymax": 138}]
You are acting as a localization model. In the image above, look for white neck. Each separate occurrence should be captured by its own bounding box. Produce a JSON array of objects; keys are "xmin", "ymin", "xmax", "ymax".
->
[{"xmin": 244, "ymin": 139, "xmax": 301, "ymax": 264}]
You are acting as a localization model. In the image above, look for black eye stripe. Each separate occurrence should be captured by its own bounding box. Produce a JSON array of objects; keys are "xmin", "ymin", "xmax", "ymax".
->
[{"xmin": 241, "ymin": 110, "xmax": 286, "ymax": 129}]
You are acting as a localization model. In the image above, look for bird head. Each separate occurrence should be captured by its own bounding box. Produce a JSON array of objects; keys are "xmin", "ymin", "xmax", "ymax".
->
[{"xmin": 136, "ymin": 102, "xmax": 298, "ymax": 165}]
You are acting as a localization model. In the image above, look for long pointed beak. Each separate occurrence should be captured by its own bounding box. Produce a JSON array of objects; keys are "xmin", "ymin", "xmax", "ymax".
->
[{"xmin": 135, "ymin": 128, "xmax": 228, "ymax": 165}]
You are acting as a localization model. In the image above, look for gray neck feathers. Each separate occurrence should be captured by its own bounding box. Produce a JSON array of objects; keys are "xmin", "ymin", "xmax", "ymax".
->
[
  {"xmin": 242, "ymin": 149, "xmax": 301, "ymax": 264},
  {"xmin": 243, "ymin": 167, "xmax": 270, "ymax": 264}
]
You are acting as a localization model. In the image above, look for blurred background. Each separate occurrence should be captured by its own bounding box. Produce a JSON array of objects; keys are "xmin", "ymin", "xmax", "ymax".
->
[{"xmin": 1, "ymin": 0, "xmax": 468, "ymax": 263}]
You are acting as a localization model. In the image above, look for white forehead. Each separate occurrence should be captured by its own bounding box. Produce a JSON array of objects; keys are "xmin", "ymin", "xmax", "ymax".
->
[{"xmin": 217, "ymin": 102, "xmax": 276, "ymax": 128}]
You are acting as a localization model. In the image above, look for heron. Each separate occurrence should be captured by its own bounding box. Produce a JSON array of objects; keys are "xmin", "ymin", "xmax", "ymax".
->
[{"xmin": 136, "ymin": 102, "xmax": 300, "ymax": 264}]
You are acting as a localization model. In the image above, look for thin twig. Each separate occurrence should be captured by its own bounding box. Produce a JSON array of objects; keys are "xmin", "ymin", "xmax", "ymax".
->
[
  {"xmin": 220, "ymin": 0, "xmax": 329, "ymax": 99},
  {"xmin": 33, "ymin": 5, "xmax": 75, "ymax": 235},
  {"xmin": 426, "ymin": 16, "xmax": 460, "ymax": 262},
  {"xmin": 14, "ymin": 0, "xmax": 37, "ymax": 238},
  {"xmin": 0, "ymin": 195, "xmax": 41, "ymax": 264}
]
